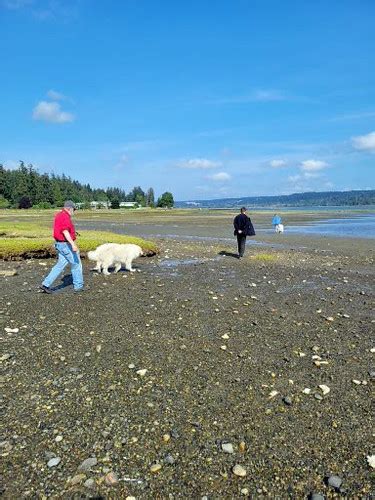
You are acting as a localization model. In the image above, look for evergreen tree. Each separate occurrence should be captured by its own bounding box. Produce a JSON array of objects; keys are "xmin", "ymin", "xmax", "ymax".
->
[{"xmin": 146, "ymin": 187, "xmax": 155, "ymax": 207}]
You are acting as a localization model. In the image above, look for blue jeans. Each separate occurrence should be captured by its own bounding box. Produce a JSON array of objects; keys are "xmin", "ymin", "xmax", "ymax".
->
[{"xmin": 42, "ymin": 242, "xmax": 84, "ymax": 290}]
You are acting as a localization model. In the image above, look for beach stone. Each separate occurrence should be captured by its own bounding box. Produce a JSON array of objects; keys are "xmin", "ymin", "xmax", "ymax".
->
[
  {"xmin": 164, "ymin": 453, "xmax": 175, "ymax": 465},
  {"xmin": 327, "ymin": 475, "xmax": 342, "ymax": 490},
  {"xmin": 241, "ymin": 488, "xmax": 249, "ymax": 495},
  {"xmin": 150, "ymin": 463, "xmax": 162, "ymax": 473},
  {"xmin": 78, "ymin": 457, "xmax": 97, "ymax": 472},
  {"xmin": 221, "ymin": 442, "xmax": 234, "ymax": 454},
  {"xmin": 70, "ymin": 474, "xmax": 86, "ymax": 486},
  {"xmin": 105, "ymin": 471, "xmax": 119, "ymax": 486},
  {"xmin": 310, "ymin": 494, "xmax": 325, "ymax": 500},
  {"xmin": 283, "ymin": 396, "xmax": 293, "ymax": 406},
  {"xmin": 47, "ymin": 457, "xmax": 61, "ymax": 468},
  {"xmin": 84, "ymin": 478, "xmax": 95, "ymax": 489},
  {"xmin": 233, "ymin": 464, "xmax": 247, "ymax": 477}
]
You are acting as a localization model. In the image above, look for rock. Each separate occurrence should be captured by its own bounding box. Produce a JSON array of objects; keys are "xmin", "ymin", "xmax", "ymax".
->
[
  {"xmin": 314, "ymin": 393, "xmax": 323, "ymax": 401},
  {"xmin": 220, "ymin": 345, "xmax": 227, "ymax": 351},
  {"xmin": 283, "ymin": 396, "xmax": 293, "ymax": 406},
  {"xmin": 319, "ymin": 384, "xmax": 330, "ymax": 395},
  {"xmin": 241, "ymin": 488, "xmax": 249, "ymax": 495},
  {"xmin": 352, "ymin": 379, "xmax": 361, "ymax": 385},
  {"xmin": 310, "ymin": 494, "xmax": 325, "ymax": 500},
  {"xmin": 55, "ymin": 435, "xmax": 63, "ymax": 442},
  {"xmin": 239, "ymin": 441, "xmax": 246, "ymax": 452},
  {"xmin": 368, "ymin": 370, "xmax": 375, "ymax": 380},
  {"xmin": 150, "ymin": 463, "xmax": 162, "ymax": 473},
  {"xmin": 221, "ymin": 333, "xmax": 230, "ymax": 339},
  {"xmin": 171, "ymin": 429, "xmax": 179, "ymax": 439},
  {"xmin": 136, "ymin": 369, "xmax": 147, "ymax": 377},
  {"xmin": 84, "ymin": 478, "xmax": 95, "ymax": 489},
  {"xmin": 327, "ymin": 475, "xmax": 342, "ymax": 490},
  {"xmin": 47, "ymin": 457, "xmax": 61, "ymax": 468},
  {"xmin": 78, "ymin": 457, "xmax": 97, "ymax": 472},
  {"xmin": 4, "ymin": 327, "xmax": 19, "ymax": 333},
  {"xmin": 105, "ymin": 471, "xmax": 119, "ymax": 486},
  {"xmin": 69, "ymin": 474, "xmax": 86, "ymax": 486},
  {"xmin": 0, "ymin": 354, "xmax": 12, "ymax": 362},
  {"xmin": 126, "ymin": 497, "xmax": 136, "ymax": 500},
  {"xmin": 302, "ymin": 388, "xmax": 311, "ymax": 395},
  {"xmin": 162, "ymin": 433, "xmax": 171, "ymax": 443},
  {"xmin": 367, "ymin": 455, "xmax": 375, "ymax": 469},
  {"xmin": 221, "ymin": 442, "xmax": 234, "ymax": 454},
  {"xmin": 164, "ymin": 453, "xmax": 175, "ymax": 465},
  {"xmin": 269, "ymin": 390, "xmax": 279, "ymax": 399},
  {"xmin": 0, "ymin": 270, "xmax": 17, "ymax": 276},
  {"xmin": 233, "ymin": 464, "xmax": 247, "ymax": 477}
]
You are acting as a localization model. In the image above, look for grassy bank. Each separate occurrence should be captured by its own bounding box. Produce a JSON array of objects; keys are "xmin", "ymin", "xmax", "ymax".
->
[{"xmin": 0, "ymin": 221, "xmax": 159, "ymax": 260}]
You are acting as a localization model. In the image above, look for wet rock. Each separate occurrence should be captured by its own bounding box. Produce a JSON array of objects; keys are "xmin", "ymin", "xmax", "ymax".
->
[
  {"xmin": 105, "ymin": 471, "xmax": 119, "ymax": 486},
  {"xmin": 69, "ymin": 474, "xmax": 86, "ymax": 486},
  {"xmin": 310, "ymin": 494, "xmax": 325, "ymax": 500},
  {"xmin": 150, "ymin": 463, "xmax": 162, "ymax": 473},
  {"xmin": 283, "ymin": 396, "xmax": 293, "ymax": 406},
  {"xmin": 164, "ymin": 453, "xmax": 175, "ymax": 465}
]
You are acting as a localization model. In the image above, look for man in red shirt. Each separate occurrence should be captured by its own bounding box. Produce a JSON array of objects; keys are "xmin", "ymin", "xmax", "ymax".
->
[{"xmin": 40, "ymin": 200, "xmax": 84, "ymax": 293}]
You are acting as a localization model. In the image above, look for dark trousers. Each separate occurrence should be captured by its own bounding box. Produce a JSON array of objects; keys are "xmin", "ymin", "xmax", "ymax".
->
[{"xmin": 237, "ymin": 234, "xmax": 247, "ymax": 257}]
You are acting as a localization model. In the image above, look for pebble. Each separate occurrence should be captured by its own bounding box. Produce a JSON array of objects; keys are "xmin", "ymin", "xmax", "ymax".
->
[
  {"xmin": 314, "ymin": 393, "xmax": 323, "ymax": 401},
  {"xmin": 319, "ymin": 384, "xmax": 330, "ymax": 395},
  {"xmin": 126, "ymin": 497, "xmax": 136, "ymax": 500},
  {"xmin": 239, "ymin": 441, "xmax": 246, "ymax": 452},
  {"xmin": 233, "ymin": 464, "xmax": 247, "ymax": 477},
  {"xmin": 327, "ymin": 475, "xmax": 342, "ymax": 490},
  {"xmin": 367, "ymin": 455, "xmax": 375, "ymax": 469},
  {"xmin": 105, "ymin": 471, "xmax": 119, "ymax": 486},
  {"xmin": 55, "ymin": 435, "xmax": 63, "ymax": 442},
  {"xmin": 241, "ymin": 488, "xmax": 249, "ymax": 495},
  {"xmin": 78, "ymin": 457, "xmax": 97, "ymax": 472},
  {"xmin": 352, "ymin": 379, "xmax": 361, "ymax": 385},
  {"xmin": 302, "ymin": 388, "xmax": 311, "ymax": 395},
  {"xmin": 221, "ymin": 442, "xmax": 234, "ymax": 454},
  {"xmin": 4, "ymin": 327, "xmax": 19, "ymax": 333},
  {"xmin": 310, "ymin": 494, "xmax": 325, "ymax": 500},
  {"xmin": 47, "ymin": 457, "xmax": 61, "ymax": 468},
  {"xmin": 136, "ymin": 369, "xmax": 147, "ymax": 377},
  {"xmin": 164, "ymin": 453, "xmax": 175, "ymax": 465},
  {"xmin": 221, "ymin": 333, "xmax": 230, "ymax": 339},
  {"xmin": 162, "ymin": 433, "xmax": 171, "ymax": 443},
  {"xmin": 69, "ymin": 474, "xmax": 86, "ymax": 486},
  {"xmin": 128, "ymin": 364, "xmax": 135, "ymax": 369},
  {"xmin": 220, "ymin": 345, "xmax": 227, "ymax": 351},
  {"xmin": 150, "ymin": 463, "xmax": 162, "ymax": 473},
  {"xmin": 283, "ymin": 396, "xmax": 293, "ymax": 406},
  {"xmin": 84, "ymin": 478, "xmax": 95, "ymax": 489}
]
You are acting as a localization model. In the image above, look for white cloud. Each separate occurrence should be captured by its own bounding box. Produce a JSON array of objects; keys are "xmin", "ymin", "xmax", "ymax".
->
[
  {"xmin": 47, "ymin": 89, "xmax": 66, "ymax": 101},
  {"xmin": 208, "ymin": 172, "xmax": 231, "ymax": 182},
  {"xmin": 270, "ymin": 159, "xmax": 287, "ymax": 168},
  {"xmin": 304, "ymin": 172, "xmax": 321, "ymax": 179},
  {"xmin": 288, "ymin": 174, "xmax": 302, "ymax": 183},
  {"xmin": 351, "ymin": 131, "xmax": 375, "ymax": 152},
  {"xmin": 32, "ymin": 101, "xmax": 75, "ymax": 123},
  {"xmin": 300, "ymin": 159, "xmax": 328, "ymax": 171},
  {"xmin": 179, "ymin": 158, "xmax": 221, "ymax": 169}
]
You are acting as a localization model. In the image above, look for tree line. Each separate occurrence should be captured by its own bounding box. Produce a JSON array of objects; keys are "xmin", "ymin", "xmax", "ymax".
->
[{"xmin": 0, "ymin": 162, "xmax": 174, "ymax": 208}]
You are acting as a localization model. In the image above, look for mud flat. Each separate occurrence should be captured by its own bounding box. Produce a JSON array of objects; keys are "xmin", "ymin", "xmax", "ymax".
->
[{"xmin": 0, "ymin": 227, "xmax": 374, "ymax": 497}]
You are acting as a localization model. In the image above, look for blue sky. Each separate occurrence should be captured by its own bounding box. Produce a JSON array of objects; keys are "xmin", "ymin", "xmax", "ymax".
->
[{"xmin": 1, "ymin": 0, "xmax": 374, "ymax": 200}]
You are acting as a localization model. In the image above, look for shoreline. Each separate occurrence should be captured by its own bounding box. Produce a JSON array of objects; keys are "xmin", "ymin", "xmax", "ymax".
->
[{"xmin": 1, "ymin": 223, "xmax": 374, "ymax": 497}]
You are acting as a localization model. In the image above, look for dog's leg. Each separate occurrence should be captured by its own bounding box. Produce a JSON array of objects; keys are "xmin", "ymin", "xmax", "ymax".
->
[
  {"xmin": 101, "ymin": 257, "xmax": 112, "ymax": 275},
  {"xmin": 114, "ymin": 262, "xmax": 122, "ymax": 273},
  {"xmin": 125, "ymin": 258, "xmax": 135, "ymax": 272}
]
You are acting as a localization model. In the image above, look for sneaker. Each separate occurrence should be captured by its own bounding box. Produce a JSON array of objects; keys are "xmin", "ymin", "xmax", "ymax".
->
[
  {"xmin": 40, "ymin": 285, "xmax": 53, "ymax": 294},
  {"xmin": 74, "ymin": 287, "xmax": 85, "ymax": 293}
]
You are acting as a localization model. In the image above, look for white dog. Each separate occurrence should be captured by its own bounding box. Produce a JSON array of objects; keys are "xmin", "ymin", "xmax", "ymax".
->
[
  {"xmin": 87, "ymin": 243, "xmax": 143, "ymax": 275},
  {"xmin": 275, "ymin": 223, "xmax": 284, "ymax": 233}
]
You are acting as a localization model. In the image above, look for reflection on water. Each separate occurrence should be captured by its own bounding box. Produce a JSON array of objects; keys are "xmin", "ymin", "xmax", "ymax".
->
[{"xmin": 284, "ymin": 215, "xmax": 375, "ymax": 239}]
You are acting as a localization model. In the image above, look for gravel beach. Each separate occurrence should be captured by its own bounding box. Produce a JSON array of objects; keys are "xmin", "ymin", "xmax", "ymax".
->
[{"xmin": 1, "ymin": 231, "xmax": 374, "ymax": 498}]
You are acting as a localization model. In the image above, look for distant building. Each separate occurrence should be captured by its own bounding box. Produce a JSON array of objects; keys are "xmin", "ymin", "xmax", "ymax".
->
[
  {"xmin": 119, "ymin": 201, "xmax": 138, "ymax": 208},
  {"xmin": 91, "ymin": 201, "xmax": 110, "ymax": 209}
]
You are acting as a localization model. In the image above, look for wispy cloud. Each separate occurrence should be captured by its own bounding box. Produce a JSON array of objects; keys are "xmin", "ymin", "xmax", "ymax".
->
[
  {"xmin": 47, "ymin": 89, "xmax": 67, "ymax": 101},
  {"xmin": 351, "ymin": 131, "xmax": 375, "ymax": 152},
  {"xmin": 300, "ymin": 159, "xmax": 329, "ymax": 172},
  {"xmin": 269, "ymin": 159, "xmax": 287, "ymax": 168},
  {"xmin": 211, "ymin": 89, "xmax": 287, "ymax": 105},
  {"xmin": 32, "ymin": 101, "xmax": 75, "ymax": 123},
  {"xmin": 1, "ymin": 0, "xmax": 80, "ymax": 20},
  {"xmin": 207, "ymin": 172, "xmax": 231, "ymax": 182},
  {"xmin": 179, "ymin": 158, "xmax": 221, "ymax": 169}
]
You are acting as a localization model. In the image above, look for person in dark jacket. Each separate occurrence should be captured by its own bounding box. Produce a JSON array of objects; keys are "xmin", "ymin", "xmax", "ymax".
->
[{"xmin": 233, "ymin": 207, "xmax": 255, "ymax": 258}]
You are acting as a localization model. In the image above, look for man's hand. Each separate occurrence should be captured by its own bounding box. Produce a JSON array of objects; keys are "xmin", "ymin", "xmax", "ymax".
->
[
  {"xmin": 71, "ymin": 242, "xmax": 79, "ymax": 252},
  {"xmin": 238, "ymin": 230, "xmax": 243, "ymax": 234}
]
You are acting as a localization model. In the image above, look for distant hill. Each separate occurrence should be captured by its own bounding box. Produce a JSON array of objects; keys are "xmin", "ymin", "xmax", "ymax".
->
[{"xmin": 176, "ymin": 190, "xmax": 375, "ymax": 209}]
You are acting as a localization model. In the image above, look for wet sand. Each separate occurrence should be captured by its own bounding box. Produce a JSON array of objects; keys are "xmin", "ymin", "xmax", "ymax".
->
[{"xmin": 0, "ymin": 212, "xmax": 374, "ymax": 498}]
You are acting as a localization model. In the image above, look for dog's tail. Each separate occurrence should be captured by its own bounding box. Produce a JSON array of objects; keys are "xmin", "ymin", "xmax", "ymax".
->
[{"xmin": 87, "ymin": 250, "xmax": 97, "ymax": 261}]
